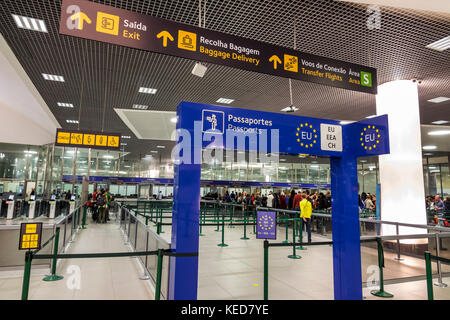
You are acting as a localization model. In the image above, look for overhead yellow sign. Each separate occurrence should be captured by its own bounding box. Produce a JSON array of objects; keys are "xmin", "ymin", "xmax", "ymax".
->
[
  {"xmin": 55, "ymin": 129, "xmax": 121, "ymax": 150},
  {"xmin": 57, "ymin": 131, "xmax": 70, "ymax": 144},
  {"xmin": 96, "ymin": 11, "xmax": 119, "ymax": 35}
]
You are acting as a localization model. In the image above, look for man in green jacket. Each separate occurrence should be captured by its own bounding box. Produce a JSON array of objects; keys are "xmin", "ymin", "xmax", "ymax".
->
[{"xmin": 300, "ymin": 192, "xmax": 312, "ymax": 243}]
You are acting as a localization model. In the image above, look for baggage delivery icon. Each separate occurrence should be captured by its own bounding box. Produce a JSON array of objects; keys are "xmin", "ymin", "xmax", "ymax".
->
[{"xmin": 178, "ymin": 30, "xmax": 197, "ymax": 51}]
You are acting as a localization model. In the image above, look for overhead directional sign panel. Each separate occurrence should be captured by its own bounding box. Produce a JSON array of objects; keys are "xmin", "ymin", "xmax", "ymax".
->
[
  {"xmin": 59, "ymin": 0, "xmax": 377, "ymax": 94},
  {"xmin": 177, "ymin": 102, "xmax": 389, "ymax": 158},
  {"xmin": 55, "ymin": 129, "xmax": 121, "ymax": 151}
]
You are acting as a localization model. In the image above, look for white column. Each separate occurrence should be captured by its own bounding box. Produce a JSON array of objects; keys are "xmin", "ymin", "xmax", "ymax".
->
[{"xmin": 376, "ymin": 80, "xmax": 426, "ymax": 239}]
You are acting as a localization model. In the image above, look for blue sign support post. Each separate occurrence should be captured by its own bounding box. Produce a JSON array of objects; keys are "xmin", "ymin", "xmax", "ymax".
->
[{"xmin": 169, "ymin": 101, "xmax": 389, "ymax": 300}]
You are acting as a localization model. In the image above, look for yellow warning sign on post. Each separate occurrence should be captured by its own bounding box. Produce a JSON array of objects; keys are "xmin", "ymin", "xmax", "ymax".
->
[
  {"xmin": 96, "ymin": 135, "xmax": 108, "ymax": 147},
  {"xmin": 71, "ymin": 133, "xmax": 83, "ymax": 145},
  {"xmin": 178, "ymin": 30, "xmax": 197, "ymax": 51},
  {"xmin": 57, "ymin": 132, "xmax": 71, "ymax": 144},
  {"xmin": 83, "ymin": 134, "xmax": 95, "ymax": 146},
  {"xmin": 96, "ymin": 12, "xmax": 120, "ymax": 36},
  {"xmin": 284, "ymin": 54, "xmax": 298, "ymax": 73},
  {"xmin": 107, "ymin": 136, "xmax": 120, "ymax": 147},
  {"xmin": 19, "ymin": 222, "xmax": 42, "ymax": 250}
]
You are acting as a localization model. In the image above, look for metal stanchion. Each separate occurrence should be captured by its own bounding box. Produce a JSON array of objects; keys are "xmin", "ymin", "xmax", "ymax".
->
[
  {"xmin": 288, "ymin": 217, "xmax": 301, "ymax": 259},
  {"xmin": 434, "ymin": 232, "xmax": 448, "ymax": 288},
  {"xmin": 155, "ymin": 249, "xmax": 163, "ymax": 300},
  {"xmin": 425, "ymin": 252, "xmax": 434, "ymax": 300},
  {"xmin": 264, "ymin": 240, "xmax": 269, "ymax": 300},
  {"xmin": 394, "ymin": 223, "xmax": 403, "ymax": 261},
  {"xmin": 43, "ymin": 227, "xmax": 64, "ymax": 281},
  {"xmin": 218, "ymin": 213, "xmax": 228, "ymax": 247},
  {"xmin": 21, "ymin": 251, "xmax": 33, "ymax": 300},
  {"xmin": 139, "ymin": 231, "xmax": 151, "ymax": 280},
  {"xmin": 370, "ymin": 237, "xmax": 393, "ymax": 298}
]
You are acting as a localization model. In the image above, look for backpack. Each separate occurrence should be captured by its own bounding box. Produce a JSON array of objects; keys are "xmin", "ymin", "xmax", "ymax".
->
[{"xmin": 97, "ymin": 194, "xmax": 106, "ymax": 207}]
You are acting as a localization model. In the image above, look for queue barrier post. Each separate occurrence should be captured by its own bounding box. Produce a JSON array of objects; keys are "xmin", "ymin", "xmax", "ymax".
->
[
  {"xmin": 218, "ymin": 212, "xmax": 228, "ymax": 247},
  {"xmin": 155, "ymin": 249, "xmax": 163, "ymax": 300},
  {"xmin": 21, "ymin": 251, "xmax": 33, "ymax": 300},
  {"xmin": 282, "ymin": 213, "xmax": 289, "ymax": 244},
  {"xmin": 288, "ymin": 216, "xmax": 301, "ymax": 259},
  {"xmin": 425, "ymin": 251, "xmax": 434, "ymax": 300},
  {"xmin": 370, "ymin": 237, "xmax": 393, "ymax": 298},
  {"xmin": 241, "ymin": 206, "xmax": 249, "ymax": 240},
  {"xmin": 43, "ymin": 227, "xmax": 64, "ymax": 281},
  {"xmin": 215, "ymin": 205, "xmax": 220, "ymax": 232},
  {"xmin": 199, "ymin": 208, "xmax": 205, "ymax": 236},
  {"xmin": 81, "ymin": 205, "xmax": 87, "ymax": 229},
  {"xmin": 264, "ymin": 240, "xmax": 269, "ymax": 300},
  {"xmin": 251, "ymin": 208, "xmax": 256, "ymax": 235}
]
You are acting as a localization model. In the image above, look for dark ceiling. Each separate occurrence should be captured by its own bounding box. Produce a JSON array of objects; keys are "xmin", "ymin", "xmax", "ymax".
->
[{"xmin": 0, "ymin": 0, "xmax": 449, "ymax": 161}]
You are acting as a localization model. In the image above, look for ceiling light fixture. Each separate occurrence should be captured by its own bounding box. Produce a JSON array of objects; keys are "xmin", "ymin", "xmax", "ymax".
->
[
  {"xmin": 365, "ymin": 115, "xmax": 377, "ymax": 119},
  {"xmin": 103, "ymin": 155, "xmax": 113, "ymax": 159},
  {"xmin": 426, "ymin": 36, "xmax": 450, "ymax": 52},
  {"xmin": 12, "ymin": 14, "xmax": 47, "ymax": 32},
  {"xmin": 156, "ymin": 145, "xmax": 165, "ymax": 149},
  {"xmin": 216, "ymin": 98, "xmax": 234, "ymax": 104},
  {"xmin": 57, "ymin": 102, "xmax": 74, "ymax": 108},
  {"xmin": 66, "ymin": 120, "xmax": 78, "ymax": 124},
  {"xmin": 427, "ymin": 97, "xmax": 450, "ymax": 104},
  {"xmin": 431, "ymin": 120, "xmax": 449, "ymax": 125},
  {"xmin": 428, "ymin": 130, "xmax": 450, "ymax": 136},
  {"xmin": 138, "ymin": 87, "xmax": 157, "ymax": 94},
  {"xmin": 170, "ymin": 117, "xmax": 177, "ymax": 123},
  {"xmin": 121, "ymin": 136, "xmax": 131, "ymax": 139},
  {"xmin": 422, "ymin": 145, "xmax": 437, "ymax": 150},
  {"xmin": 281, "ymin": 105, "xmax": 298, "ymax": 113},
  {"xmin": 42, "ymin": 73, "xmax": 64, "ymax": 82},
  {"xmin": 132, "ymin": 104, "xmax": 149, "ymax": 110},
  {"xmin": 340, "ymin": 120, "xmax": 354, "ymax": 125}
]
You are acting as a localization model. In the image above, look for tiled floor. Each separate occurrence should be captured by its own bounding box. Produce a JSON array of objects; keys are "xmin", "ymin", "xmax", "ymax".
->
[{"xmin": 1, "ymin": 215, "xmax": 449, "ymax": 300}]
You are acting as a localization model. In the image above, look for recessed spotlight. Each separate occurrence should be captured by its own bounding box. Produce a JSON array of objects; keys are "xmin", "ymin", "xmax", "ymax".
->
[
  {"xmin": 428, "ymin": 130, "xmax": 450, "ymax": 136},
  {"xmin": 138, "ymin": 87, "xmax": 157, "ymax": 94},
  {"xmin": 66, "ymin": 120, "xmax": 78, "ymax": 124},
  {"xmin": 422, "ymin": 145, "xmax": 437, "ymax": 150},
  {"xmin": 132, "ymin": 104, "xmax": 149, "ymax": 110},
  {"xmin": 42, "ymin": 73, "xmax": 64, "ymax": 82},
  {"xmin": 428, "ymin": 97, "xmax": 450, "ymax": 104},
  {"xmin": 426, "ymin": 36, "xmax": 450, "ymax": 52},
  {"xmin": 170, "ymin": 117, "xmax": 177, "ymax": 123},
  {"xmin": 216, "ymin": 98, "xmax": 234, "ymax": 104},
  {"xmin": 431, "ymin": 120, "xmax": 449, "ymax": 125},
  {"xmin": 12, "ymin": 14, "xmax": 47, "ymax": 33},
  {"xmin": 57, "ymin": 102, "xmax": 74, "ymax": 108}
]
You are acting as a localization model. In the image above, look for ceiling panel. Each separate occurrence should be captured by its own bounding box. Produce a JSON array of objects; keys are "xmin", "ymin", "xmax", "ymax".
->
[{"xmin": 0, "ymin": 0, "xmax": 449, "ymax": 161}]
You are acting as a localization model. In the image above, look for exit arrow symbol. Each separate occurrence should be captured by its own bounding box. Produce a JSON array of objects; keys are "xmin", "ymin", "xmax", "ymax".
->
[
  {"xmin": 70, "ymin": 12, "xmax": 92, "ymax": 30},
  {"xmin": 269, "ymin": 55, "xmax": 282, "ymax": 69},
  {"xmin": 157, "ymin": 30, "xmax": 174, "ymax": 47}
]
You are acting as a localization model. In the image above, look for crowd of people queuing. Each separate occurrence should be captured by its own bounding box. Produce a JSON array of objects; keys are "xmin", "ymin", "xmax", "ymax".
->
[{"xmin": 203, "ymin": 189, "xmax": 332, "ymax": 211}]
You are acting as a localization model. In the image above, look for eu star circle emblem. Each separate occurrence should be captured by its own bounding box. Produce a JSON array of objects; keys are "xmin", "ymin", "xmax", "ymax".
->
[
  {"xmin": 360, "ymin": 125, "xmax": 381, "ymax": 151},
  {"xmin": 296, "ymin": 122, "xmax": 318, "ymax": 149}
]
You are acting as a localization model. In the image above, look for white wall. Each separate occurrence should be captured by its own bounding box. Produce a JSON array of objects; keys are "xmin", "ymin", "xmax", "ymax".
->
[{"xmin": 0, "ymin": 34, "xmax": 60, "ymax": 145}]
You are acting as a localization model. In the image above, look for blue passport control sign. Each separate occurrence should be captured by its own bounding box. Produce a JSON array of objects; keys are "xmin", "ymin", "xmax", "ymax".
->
[
  {"xmin": 170, "ymin": 101, "xmax": 390, "ymax": 301},
  {"xmin": 256, "ymin": 211, "xmax": 277, "ymax": 240}
]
